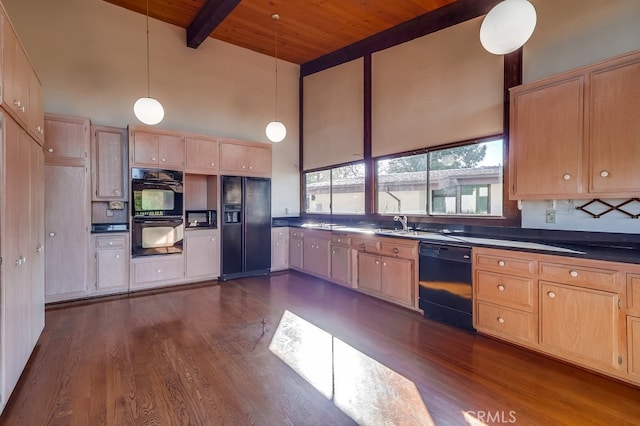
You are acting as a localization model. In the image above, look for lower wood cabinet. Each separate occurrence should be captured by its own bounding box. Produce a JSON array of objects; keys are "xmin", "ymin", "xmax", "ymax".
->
[
  {"xmin": 91, "ymin": 233, "xmax": 129, "ymax": 296},
  {"xmin": 330, "ymin": 244, "xmax": 354, "ymax": 288},
  {"xmin": 357, "ymin": 252, "xmax": 382, "ymax": 293},
  {"xmin": 357, "ymin": 252, "xmax": 413, "ymax": 307},
  {"xmin": 184, "ymin": 229, "xmax": 219, "ymax": 279},
  {"xmin": 300, "ymin": 229, "xmax": 331, "ymax": 279},
  {"xmin": 628, "ymin": 316, "xmax": 640, "ymax": 380},
  {"xmin": 289, "ymin": 229, "xmax": 303, "ymax": 271},
  {"xmin": 271, "ymin": 227, "xmax": 289, "ymax": 271},
  {"xmin": 131, "ymin": 255, "xmax": 184, "ymax": 290}
]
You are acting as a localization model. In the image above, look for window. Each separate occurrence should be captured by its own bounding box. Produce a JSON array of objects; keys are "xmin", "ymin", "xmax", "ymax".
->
[
  {"xmin": 304, "ymin": 163, "xmax": 365, "ymax": 215},
  {"xmin": 375, "ymin": 138, "xmax": 503, "ymax": 217}
]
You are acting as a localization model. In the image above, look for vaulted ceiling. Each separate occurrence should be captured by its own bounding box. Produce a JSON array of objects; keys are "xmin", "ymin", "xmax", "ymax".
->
[{"xmin": 103, "ymin": 0, "xmax": 462, "ymax": 65}]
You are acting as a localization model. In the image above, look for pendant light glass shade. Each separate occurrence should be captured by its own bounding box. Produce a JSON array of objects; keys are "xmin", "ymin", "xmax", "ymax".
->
[
  {"xmin": 134, "ymin": 97, "xmax": 165, "ymax": 125},
  {"xmin": 134, "ymin": 0, "xmax": 164, "ymax": 125},
  {"xmin": 266, "ymin": 13, "xmax": 286, "ymax": 143},
  {"xmin": 266, "ymin": 121, "xmax": 286, "ymax": 143},
  {"xmin": 480, "ymin": 0, "xmax": 537, "ymax": 55}
]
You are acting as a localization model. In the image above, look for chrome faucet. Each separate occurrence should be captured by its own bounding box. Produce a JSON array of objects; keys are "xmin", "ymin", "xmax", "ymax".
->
[{"xmin": 393, "ymin": 215, "xmax": 409, "ymax": 232}]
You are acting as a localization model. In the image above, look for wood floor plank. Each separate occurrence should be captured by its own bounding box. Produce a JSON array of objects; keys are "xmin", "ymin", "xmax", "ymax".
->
[{"xmin": 2, "ymin": 272, "xmax": 640, "ymax": 425}]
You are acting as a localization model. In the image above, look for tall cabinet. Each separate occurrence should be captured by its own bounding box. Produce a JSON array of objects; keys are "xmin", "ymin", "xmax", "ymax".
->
[
  {"xmin": 0, "ymin": 1, "xmax": 45, "ymax": 414},
  {"xmin": 43, "ymin": 114, "xmax": 91, "ymax": 303}
]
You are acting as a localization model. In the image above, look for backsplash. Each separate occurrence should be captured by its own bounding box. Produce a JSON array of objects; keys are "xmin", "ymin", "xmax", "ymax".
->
[{"xmin": 521, "ymin": 199, "xmax": 640, "ymax": 234}]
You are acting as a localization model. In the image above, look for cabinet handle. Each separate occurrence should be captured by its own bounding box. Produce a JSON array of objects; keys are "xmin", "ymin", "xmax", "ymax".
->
[
  {"xmin": 210, "ymin": 162, "xmax": 215, "ymax": 167},
  {"xmin": 20, "ymin": 256, "xmax": 26, "ymax": 265},
  {"xmin": 249, "ymin": 166, "xmax": 253, "ymax": 170},
  {"xmin": 497, "ymin": 317, "xmax": 505, "ymax": 324},
  {"xmin": 161, "ymin": 158, "xmax": 166, "ymax": 162},
  {"xmin": 115, "ymin": 254, "xmax": 120, "ymax": 259},
  {"xmin": 337, "ymin": 238, "xmax": 341, "ymax": 242},
  {"xmin": 36, "ymin": 245, "xmax": 44, "ymax": 253},
  {"xmin": 360, "ymin": 243, "xmax": 366, "ymax": 250},
  {"xmin": 49, "ymin": 232, "xmax": 56, "ymax": 237},
  {"xmin": 36, "ymin": 125, "xmax": 42, "ymax": 133},
  {"xmin": 498, "ymin": 260, "xmax": 505, "ymax": 267},
  {"xmin": 375, "ymin": 260, "xmax": 380, "ymax": 265},
  {"xmin": 382, "ymin": 262, "xmax": 387, "ymax": 266},
  {"xmin": 562, "ymin": 173, "xmax": 571, "ymax": 180},
  {"xmin": 151, "ymin": 157, "xmax": 157, "ymax": 161},
  {"xmin": 211, "ymin": 238, "xmax": 215, "ymax": 242},
  {"xmin": 113, "ymin": 190, "xmax": 120, "ymax": 195},
  {"xmin": 393, "ymin": 248, "xmax": 399, "ymax": 254},
  {"xmin": 569, "ymin": 270, "xmax": 578, "ymax": 278},
  {"xmin": 15, "ymin": 258, "xmax": 21, "ymax": 266},
  {"xmin": 332, "ymin": 250, "xmax": 336, "ymax": 254},
  {"xmin": 19, "ymin": 106, "xmax": 25, "ymax": 112},
  {"xmin": 547, "ymin": 291, "xmax": 556, "ymax": 298},
  {"xmin": 498, "ymin": 284, "xmax": 505, "ymax": 291},
  {"xmin": 47, "ymin": 148, "xmax": 54, "ymax": 153},
  {"xmin": 156, "ymin": 269, "xmax": 162, "ymax": 273},
  {"xmin": 108, "ymin": 241, "xmax": 113, "ymax": 245},
  {"xmin": 13, "ymin": 99, "xmax": 22, "ymax": 108},
  {"xmin": 600, "ymin": 170, "xmax": 609, "ymax": 178}
]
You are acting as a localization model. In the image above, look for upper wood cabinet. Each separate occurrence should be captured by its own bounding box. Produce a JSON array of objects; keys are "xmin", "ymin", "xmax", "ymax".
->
[
  {"xmin": 91, "ymin": 125, "xmax": 127, "ymax": 201},
  {"xmin": 219, "ymin": 139, "xmax": 271, "ymax": 177},
  {"xmin": 43, "ymin": 114, "xmax": 89, "ymax": 164},
  {"xmin": 1, "ymin": 12, "xmax": 44, "ymax": 145},
  {"xmin": 509, "ymin": 49, "xmax": 640, "ymax": 200},
  {"xmin": 185, "ymin": 136, "xmax": 219, "ymax": 174},
  {"xmin": 130, "ymin": 128, "xmax": 185, "ymax": 169}
]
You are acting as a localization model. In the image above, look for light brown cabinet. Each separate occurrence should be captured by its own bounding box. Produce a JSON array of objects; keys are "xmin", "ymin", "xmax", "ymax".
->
[
  {"xmin": 130, "ymin": 128, "xmax": 185, "ymax": 169},
  {"xmin": 27, "ymin": 67, "xmax": 44, "ymax": 145},
  {"xmin": 185, "ymin": 229, "xmax": 219, "ymax": 279},
  {"xmin": 44, "ymin": 115, "xmax": 90, "ymax": 303},
  {"xmin": 131, "ymin": 255, "xmax": 185, "ymax": 290},
  {"xmin": 91, "ymin": 125, "xmax": 127, "ymax": 201},
  {"xmin": 271, "ymin": 227, "xmax": 289, "ymax": 272},
  {"xmin": 91, "ymin": 233, "xmax": 129, "ymax": 295},
  {"xmin": 539, "ymin": 281, "xmax": 621, "ymax": 373},
  {"xmin": 628, "ymin": 316, "xmax": 640, "ymax": 380},
  {"xmin": 353, "ymin": 235, "xmax": 417, "ymax": 309},
  {"xmin": 289, "ymin": 229, "xmax": 303, "ymax": 271},
  {"xmin": 219, "ymin": 139, "xmax": 271, "ymax": 177},
  {"xmin": 302, "ymin": 231, "xmax": 331, "ymax": 280},
  {"xmin": 330, "ymin": 234, "xmax": 354, "ymax": 288},
  {"xmin": 509, "ymin": 50, "xmax": 640, "ymax": 199},
  {"xmin": 185, "ymin": 136, "xmax": 219, "ymax": 174},
  {"xmin": 2, "ymin": 19, "xmax": 29, "ymax": 128}
]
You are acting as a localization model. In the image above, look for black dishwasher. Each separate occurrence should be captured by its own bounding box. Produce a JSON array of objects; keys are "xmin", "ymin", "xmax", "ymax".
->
[{"xmin": 418, "ymin": 242, "xmax": 474, "ymax": 331}]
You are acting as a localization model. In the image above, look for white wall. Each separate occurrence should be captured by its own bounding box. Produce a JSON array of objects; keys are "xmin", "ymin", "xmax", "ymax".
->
[
  {"xmin": 3, "ymin": 0, "xmax": 300, "ymax": 217},
  {"xmin": 520, "ymin": 0, "xmax": 640, "ymax": 234}
]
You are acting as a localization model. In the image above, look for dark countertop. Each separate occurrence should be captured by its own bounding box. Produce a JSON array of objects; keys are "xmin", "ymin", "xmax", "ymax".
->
[{"xmin": 272, "ymin": 217, "xmax": 640, "ymax": 265}]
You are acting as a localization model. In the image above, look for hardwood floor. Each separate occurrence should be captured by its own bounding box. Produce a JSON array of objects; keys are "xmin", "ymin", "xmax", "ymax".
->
[{"xmin": 2, "ymin": 271, "xmax": 640, "ymax": 425}]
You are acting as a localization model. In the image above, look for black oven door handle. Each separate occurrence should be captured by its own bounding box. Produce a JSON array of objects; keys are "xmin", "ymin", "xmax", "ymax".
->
[{"xmin": 134, "ymin": 218, "xmax": 183, "ymax": 224}]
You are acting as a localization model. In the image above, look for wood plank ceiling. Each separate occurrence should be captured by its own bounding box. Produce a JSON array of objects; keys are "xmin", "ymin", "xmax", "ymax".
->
[{"xmin": 103, "ymin": 0, "xmax": 458, "ymax": 65}]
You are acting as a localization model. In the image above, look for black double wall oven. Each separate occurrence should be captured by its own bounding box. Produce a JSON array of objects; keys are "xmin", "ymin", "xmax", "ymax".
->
[{"xmin": 131, "ymin": 168, "xmax": 184, "ymax": 257}]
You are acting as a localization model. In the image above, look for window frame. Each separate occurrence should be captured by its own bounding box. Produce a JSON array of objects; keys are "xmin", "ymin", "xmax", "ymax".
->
[{"xmin": 302, "ymin": 160, "xmax": 366, "ymax": 216}]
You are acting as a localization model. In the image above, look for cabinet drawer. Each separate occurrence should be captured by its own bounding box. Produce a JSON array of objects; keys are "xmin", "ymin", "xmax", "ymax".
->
[
  {"xmin": 475, "ymin": 251, "xmax": 535, "ymax": 275},
  {"xmin": 95, "ymin": 235, "xmax": 126, "ymax": 249},
  {"xmin": 380, "ymin": 242, "xmax": 417, "ymax": 259},
  {"xmin": 133, "ymin": 258, "xmax": 184, "ymax": 285},
  {"xmin": 272, "ymin": 228, "xmax": 289, "ymax": 239},
  {"xmin": 539, "ymin": 262, "xmax": 618, "ymax": 291},
  {"xmin": 475, "ymin": 271, "xmax": 534, "ymax": 311},
  {"xmin": 628, "ymin": 274, "xmax": 640, "ymax": 314},
  {"xmin": 476, "ymin": 301, "xmax": 535, "ymax": 344},
  {"xmin": 352, "ymin": 237, "xmax": 380, "ymax": 253},
  {"xmin": 290, "ymin": 229, "xmax": 303, "ymax": 239},
  {"xmin": 331, "ymin": 234, "xmax": 351, "ymax": 246}
]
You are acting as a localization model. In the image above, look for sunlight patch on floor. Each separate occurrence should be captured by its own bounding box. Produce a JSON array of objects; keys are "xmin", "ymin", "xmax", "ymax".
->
[{"xmin": 269, "ymin": 310, "xmax": 434, "ymax": 425}]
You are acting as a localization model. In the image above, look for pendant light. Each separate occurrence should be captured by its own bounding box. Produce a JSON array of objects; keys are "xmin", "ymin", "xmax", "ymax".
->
[
  {"xmin": 134, "ymin": 0, "xmax": 164, "ymax": 125},
  {"xmin": 265, "ymin": 13, "xmax": 286, "ymax": 143},
  {"xmin": 480, "ymin": 0, "xmax": 537, "ymax": 55}
]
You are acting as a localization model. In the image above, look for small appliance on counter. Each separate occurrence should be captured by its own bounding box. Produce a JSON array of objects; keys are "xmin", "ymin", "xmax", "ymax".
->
[{"xmin": 185, "ymin": 210, "xmax": 217, "ymax": 228}]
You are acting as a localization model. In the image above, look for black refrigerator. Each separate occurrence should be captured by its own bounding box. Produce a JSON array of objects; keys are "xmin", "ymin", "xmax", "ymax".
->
[{"xmin": 220, "ymin": 176, "xmax": 271, "ymax": 280}]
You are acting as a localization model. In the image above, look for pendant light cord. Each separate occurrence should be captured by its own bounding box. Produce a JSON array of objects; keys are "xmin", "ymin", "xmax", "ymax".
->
[
  {"xmin": 273, "ymin": 14, "xmax": 280, "ymax": 121},
  {"xmin": 145, "ymin": 0, "xmax": 151, "ymax": 97}
]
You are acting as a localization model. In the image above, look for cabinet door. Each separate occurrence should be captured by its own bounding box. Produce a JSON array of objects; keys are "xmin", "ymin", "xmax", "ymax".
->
[
  {"xmin": 510, "ymin": 77, "xmax": 584, "ymax": 198},
  {"xmin": 185, "ymin": 231, "xmax": 219, "ymax": 278},
  {"xmin": 330, "ymin": 245, "xmax": 351, "ymax": 287},
  {"xmin": 380, "ymin": 257, "xmax": 413, "ymax": 305},
  {"xmin": 589, "ymin": 59, "xmax": 640, "ymax": 194},
  {"xmin": 628, "ymin": 316, "xmax": 640, "ymax": 380},
  {"xmin": 246, "ymin": 145, "xmax": 271, "ymax": 176},
  {"xmin": 96, "ymin": 248, "xmax": 128, "ymax": 292},
  {"xmin": 132, "ymin": 131, "xmax": 158, "ymax": 166},
  {"xmin": 271, "ymin": 228, "xmax": 289, "ymax": 271},
  {"xmin": 220, "ymin": 142, "xmax": 246, "ymax": 172},
  {"xmin": 44, "ymin": 115, "xmax": 89, "ymax": 162},
  {"xmin": 132, "ymin": 257, "xmax": 184, "ymax": 288},
  {"xmin": 540, "ymin": 281, "xmax": 621, "ymax": 372},
  {"xmin": 92, "ymin": 126, "xmax": 127, "ymax": 200},
  {"xmin": 29, "ymin": 138, "xmax": 45, "ymax": 349},
  {"xmin": 358, "ymin": 252, "xmax": 381, "ymax": 293},
  {"xmin": 28, "ymin": 68, "xmax": 45, "ymax": 145},
  {"xmin": 44, "ymin": 164, "xmax": 89, "ymax": 302},
  {"xmin": 289, "ymin": 237, "xmax": 303, "ymax": 270},
  {"xmin": 304, "ymin": 236, "xmax": 330, "ymax": 279},
  {"xmin": 186, "ymin": 137, "xmax": 219, "ymax": 174},
  {"xmin": 2, "ymin": 27, "xmax": 29, "ymax": 126},
  {"xmin": 158, "ymin": 134, "xmax": 185, "ymax": 168}
]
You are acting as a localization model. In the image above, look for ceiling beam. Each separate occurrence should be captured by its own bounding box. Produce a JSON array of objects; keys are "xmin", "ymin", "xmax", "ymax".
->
[
  {"xmin": 186, "ymin": 0, "xmax": 241, "ymax": 49},
  {"xmin": 301, "ymin": 0, "xmax": 500, "ymax": 76}
]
